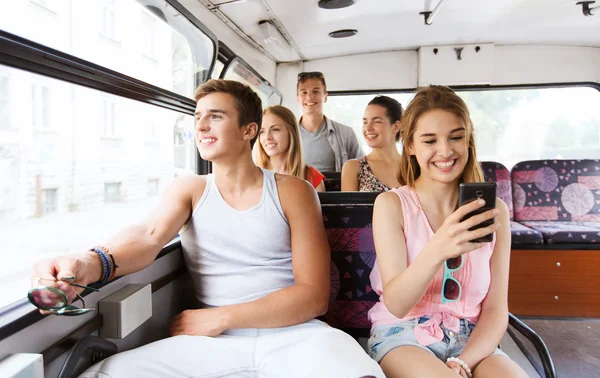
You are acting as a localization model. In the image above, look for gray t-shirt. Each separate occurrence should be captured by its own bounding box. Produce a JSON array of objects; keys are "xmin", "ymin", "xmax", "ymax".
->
[{"xmin": 299, "ymin": 121, "xmax": 336, "ymax": 172}]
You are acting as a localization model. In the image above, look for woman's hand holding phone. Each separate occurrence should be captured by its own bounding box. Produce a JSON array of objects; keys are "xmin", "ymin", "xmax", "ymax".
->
[{"xmin": 424, "ymin": 199, "xmax": 500, "ymax": 264}]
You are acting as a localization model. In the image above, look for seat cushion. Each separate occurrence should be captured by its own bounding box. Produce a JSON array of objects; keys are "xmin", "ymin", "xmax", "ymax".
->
[
  {"xmin": 521, "ymin": 221, "xmax": 600, "ymax": 244},
  {"xmin": 511, "ymin": 221, "xmax": 544, "ymax": 245}
]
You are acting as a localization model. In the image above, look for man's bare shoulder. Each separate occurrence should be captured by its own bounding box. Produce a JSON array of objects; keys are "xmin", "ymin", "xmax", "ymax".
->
[
  {"xmin": 166, "ymin": 174, "xmax": 209, "ymax": 205},
  {"xmin": 275, "ymin": 173, "xmax": 319, "ymax": 215},
  {"xmin": 171, "ymin": 174, "xmax": 208, "ymax": 190}
]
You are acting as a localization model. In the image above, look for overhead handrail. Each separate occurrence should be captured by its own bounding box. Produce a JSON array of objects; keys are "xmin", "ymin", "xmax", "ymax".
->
[{"xmin": 420, "ymin": 0, "xmax": 450, "ymax": 25}]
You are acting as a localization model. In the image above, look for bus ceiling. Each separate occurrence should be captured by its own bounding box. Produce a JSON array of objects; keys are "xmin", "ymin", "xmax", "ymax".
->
[{"xmin": 192, "ymin": 0, "xmax": 599, "ymax": 63}]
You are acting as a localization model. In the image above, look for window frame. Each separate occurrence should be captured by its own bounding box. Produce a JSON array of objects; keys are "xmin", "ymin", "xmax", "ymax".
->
[{"xmin": 326, "ymin": 82, "xmax": 600, "ymax": 96}]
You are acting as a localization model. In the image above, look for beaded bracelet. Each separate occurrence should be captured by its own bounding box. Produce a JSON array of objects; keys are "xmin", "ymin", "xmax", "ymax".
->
[
  {"xmin": 447, "ymin": 357, "xmax": 472, "ymax": 378},
  {"xmin": 90, "ymin": 246, "xmax": 118, "ymax": 284},
  {"xmin": 94, "ymin": 245, "xmax": 119, "ymax": 280}
]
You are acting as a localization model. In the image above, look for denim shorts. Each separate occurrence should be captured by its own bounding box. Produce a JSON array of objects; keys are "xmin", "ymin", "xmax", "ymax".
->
[{"xmin": 368, "ymin": 316, "xmax": 507, "ymax": 363}]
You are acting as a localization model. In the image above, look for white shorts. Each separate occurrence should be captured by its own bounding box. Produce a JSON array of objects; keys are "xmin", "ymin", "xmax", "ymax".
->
[{"xmin": 79, "ymin": 319, "xmax": 384, "ymax": 378}]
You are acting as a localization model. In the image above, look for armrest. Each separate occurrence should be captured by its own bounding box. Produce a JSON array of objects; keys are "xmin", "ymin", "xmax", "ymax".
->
[
  {"xmin": 508, "ymin": 313, "xmax": 557, "ymax": 378},
  {"xmin": 58, "ymin": 335, "xmax": 118, "ymax": 378}
]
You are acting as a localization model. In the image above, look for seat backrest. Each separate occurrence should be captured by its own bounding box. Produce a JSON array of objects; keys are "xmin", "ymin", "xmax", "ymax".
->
[
  {"xmin": 319, "ymin": 192, "xmax": 380, "ymax": 337},
  {"xmin": 322, "ymin": 171, "xmax": 341, "ymax": 192},
  {"xmin": 480, "ymin": 161, "xmax": 514, "ymax": 220},
  {"xmin": 511, "ymin": 159, "xmax": 600, "ymax": 222}
]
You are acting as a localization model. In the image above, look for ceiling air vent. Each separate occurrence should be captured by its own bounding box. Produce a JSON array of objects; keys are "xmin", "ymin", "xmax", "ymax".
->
[
  {"xmin": 318, "ymin": 0, "xmax": 355, "ymax": 10},
  {"xmin": 329, "ymin": 29, "xmax": 357, "ymax": 38}
]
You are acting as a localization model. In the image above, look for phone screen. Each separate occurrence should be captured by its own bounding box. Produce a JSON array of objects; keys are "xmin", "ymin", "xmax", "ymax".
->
[{"xmin": 459, "ymin": 182, "xmax": 497, "ymax": 242}]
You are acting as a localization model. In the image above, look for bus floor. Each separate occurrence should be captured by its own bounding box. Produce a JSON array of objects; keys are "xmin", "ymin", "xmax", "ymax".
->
[{"xmin": 520, "ymin": 316, "xmax": 600, "ymax": 378}]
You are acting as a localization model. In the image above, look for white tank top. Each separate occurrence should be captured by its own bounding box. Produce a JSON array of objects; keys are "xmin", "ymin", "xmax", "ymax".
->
[{"xmin": 180, "ymin": 168, "xmax": 295, "ymax": 306}]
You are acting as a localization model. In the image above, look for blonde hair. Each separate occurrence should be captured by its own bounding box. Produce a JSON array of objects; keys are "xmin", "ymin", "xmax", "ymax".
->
[
  {"xmin": 255, "ymin": 106, "xmax": 311, "ymax": 181},
  {"xmin": 398, "ymin": 85, "xmax": 484, "ymax": 186}
]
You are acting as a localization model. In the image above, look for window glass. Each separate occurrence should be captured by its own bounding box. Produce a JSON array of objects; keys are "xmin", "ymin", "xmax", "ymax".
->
[
  {"xmin": 323, "ymin": 93, "xmax": 414, "ymax": 154},
  {"xmin": 142, "ymin": 12, "xmax": 157, "ymax": 60},
  {"xmin": 29, "ymin": 0, "xmax": 57, "ymax": 13},
  {"xmin": 0, "ymin": 0, "xmax": 215, "ymax": 98},
  {"xmin": 31, "ymin": 83, "xmax": 51, "ymax": 129},
  {"xmin": 0, "ymin": 75, "xmax": 10, "ymax": 129},
  {"xmin": 0, "ymin": 65, "xmax": 196, "ymax": 309},
  {"xmin": 102, "ymin": 100, "xmax": 117, "ymax": 138},
  {"xmin": 210, "ymin": 60, "xmax": 225, "ymax": 80},
  {"xmin": 223, "ymin": 60, "xmax": 276, "ymax": 107},
  {"xmin": 42, "ymin": 189, "xmax": 58, "ymax": 215},
  {"xmin": 325, "ymin": 87, "xmax": 600, "ymax": 168},
  {"xmin": 456, "ymin": 87, "xmax": 600, "ymax": 168},
  {"xmin": 266, "ymin": 91, "xmax": 283, "ymax": 106}
]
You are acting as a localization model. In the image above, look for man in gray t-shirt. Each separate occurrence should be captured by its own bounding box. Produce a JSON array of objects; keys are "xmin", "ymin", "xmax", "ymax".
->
[{"xmin": 297, "ymin": 72, "xmax": 363, "ymax": 172}]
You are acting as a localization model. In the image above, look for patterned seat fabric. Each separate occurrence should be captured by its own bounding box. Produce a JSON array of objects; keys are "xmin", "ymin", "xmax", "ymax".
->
[
  {"xmin": 519, "ymin": 221, "xmax": 600, "ymax": 244},
  {"xmin": 322, "ymin": 205, "xmax": 378, "ymax": 332},
  {"xmin": 480, "ymin": 161, "xmax": 543, "ymax": 244},
  {"xmin": 480, "ymin": 161, "xmax": 514, "ymax": 219},
  {"xmin": 510, "ymin": 221, "xmax": 544, "ymax": 245},
  {"xmin": 511, "ymin": 159, "xmax": 600, "ymax": 244}
]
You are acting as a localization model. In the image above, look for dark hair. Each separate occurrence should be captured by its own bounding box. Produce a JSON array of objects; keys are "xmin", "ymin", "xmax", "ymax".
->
[
  {"xmin": 368, "ymin": 95, "xmax": 403, "ymax": 141},
  {"xmin": 297, "ymin": 71, "xmax": 327, "ymax": 92},
  {"xmin": 194, "ymin": 79, "xmax": 262, "ymax": 147},
  {"xmin": 398, "ymin": 85, "xmax": 484, "ymax": 186}
]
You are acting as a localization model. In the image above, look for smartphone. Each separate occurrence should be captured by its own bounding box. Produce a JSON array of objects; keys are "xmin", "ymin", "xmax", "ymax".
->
[{"xmin": 459, "ymin": 182, "xmax": 497, "ymax": 242}]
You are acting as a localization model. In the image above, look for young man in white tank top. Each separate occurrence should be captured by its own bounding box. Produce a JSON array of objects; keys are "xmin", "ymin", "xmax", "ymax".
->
[{"xmin": 30, "ymin": 80, "xmax": 384, "ymax": 378}]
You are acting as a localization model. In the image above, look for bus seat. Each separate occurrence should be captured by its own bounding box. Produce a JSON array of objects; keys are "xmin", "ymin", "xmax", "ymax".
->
[
  {"xmin": 319, "ymin": 192, "xmax": 556, "ymax": 378},
  {"xmin": 323, "ymin": 171, "xmax": 341, "ymax": 192},
  {"xmin": 481, "ymin": 161, "xmax": 514, "ymax": 219},
  {"xmin": 480, "ymin": 161, "xmax": 544, "ymax": 245},
  {"xmin": 511, "ymin": 159, "xmax": 600, "ymax": 244}
]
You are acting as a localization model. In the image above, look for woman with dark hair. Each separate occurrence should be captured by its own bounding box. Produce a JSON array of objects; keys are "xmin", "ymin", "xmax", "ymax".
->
[{"xmin": 341, "ymin": 96, "xmax": 402, "ymax": 192}]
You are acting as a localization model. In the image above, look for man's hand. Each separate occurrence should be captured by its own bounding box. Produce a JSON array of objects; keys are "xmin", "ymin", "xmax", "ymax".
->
[{"xmin": 168, "ymin": 308, "xmax": 229, "ymax": 337}]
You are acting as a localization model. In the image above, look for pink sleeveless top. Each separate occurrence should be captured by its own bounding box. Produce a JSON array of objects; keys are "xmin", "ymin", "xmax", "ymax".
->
[{"xmin": 368, "ymin": 186, "xmax": 496, "ymax": 346}]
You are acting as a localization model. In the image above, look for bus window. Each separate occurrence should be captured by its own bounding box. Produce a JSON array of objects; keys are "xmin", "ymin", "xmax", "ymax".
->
[
  {"xmin": 324, "ymin": 93, "xmax": 415, "ymax": 154},
  {"xmin": 325, "ymin": 86, "xmax": 600, "ymax": 168},
  {"xmin": 0, "ymin": 67, "xmax": 195, "ymax": 310},
  {"xmin": 457, "ymin": 87, "xmax": 600, "ymax": 169},
  {"xmin": 0, "ymin": 0, "xmax": 215, "ymax": 98},
  {"xmin": 266, "ymin": 90, "xmax": 283, "ymax": 107},
  {"xmin": 210, "ymin": 60, "xmax": 225, "ymax": 80},
  {"xmin": 223, "ymin": 59, "xmax": 280, "ymax": 106}
]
